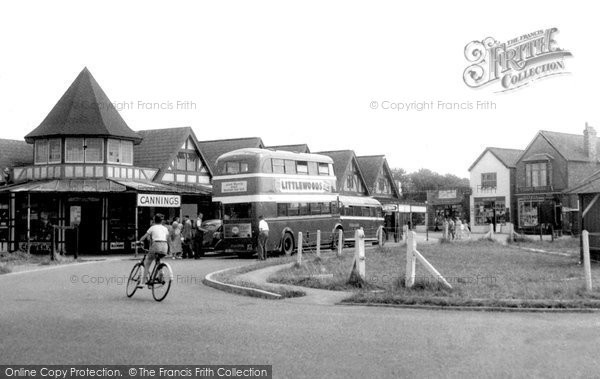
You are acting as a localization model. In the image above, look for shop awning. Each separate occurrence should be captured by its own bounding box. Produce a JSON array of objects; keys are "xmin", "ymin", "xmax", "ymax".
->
[
  {"xmin": 111, "ymin": 179, "xmax": 212, "ymax": 195},
  {"xmin": 0, "ymin": 179, "xmax": 212, "ymax": 195}
]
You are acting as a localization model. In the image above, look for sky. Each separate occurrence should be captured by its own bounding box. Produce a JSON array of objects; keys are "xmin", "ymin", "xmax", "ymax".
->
[{"xmin": 0, "ymin": 1, "xmax": 595, "ymax": 178}]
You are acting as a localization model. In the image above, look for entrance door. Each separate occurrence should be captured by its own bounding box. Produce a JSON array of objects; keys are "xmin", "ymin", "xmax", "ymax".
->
[{"xmin": 66, "ymin": 200, "xmax": 102, "ymax": 255}]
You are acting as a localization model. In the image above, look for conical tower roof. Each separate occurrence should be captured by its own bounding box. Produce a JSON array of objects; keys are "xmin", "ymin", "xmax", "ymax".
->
[{"xmin": 25, "ymin": 68, "xmax": 141, "ymax": 144}]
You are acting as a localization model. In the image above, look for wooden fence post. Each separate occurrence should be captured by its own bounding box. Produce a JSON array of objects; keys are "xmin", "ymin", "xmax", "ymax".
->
[
  {"xmin": 403, "ymin": 225, "xmax": 409, "ymax": 241},
  {"xmin": 316, "ymin": 230, "xmax": 321, "ymax": 258},
  {"xmin": 354, "ymin": 228, "xmax": 365, "ymax": 280},
  {"xmin": 405, "ymin": 231, "xmax": 416, "ymax": 287},
  {"xmin": 582, "ymin": 230, "xmax": 593, "ymax": 291},
  {"xmin": 297, "ymin": 231, "xmax": 303, "ymax": 265},
  {"xmin": 377, "ymin": 225, "xmax": 384, "ymax": 246},
  {"xmin": 337, "ymin": 229, "xmax": 343, "ymax": 257}
]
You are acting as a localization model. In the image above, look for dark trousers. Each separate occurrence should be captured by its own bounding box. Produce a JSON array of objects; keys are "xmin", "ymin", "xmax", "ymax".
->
[
  {"xmin": 258, "ymin": 231, "xmax": 269, "ymax": 260},
  {"xmin": 194, "ymin": 232, "xmax": 204, "ymax": 259},
  {"xmin": 183, "ymin": 239, "xmax": 194, "ymax": 258}
]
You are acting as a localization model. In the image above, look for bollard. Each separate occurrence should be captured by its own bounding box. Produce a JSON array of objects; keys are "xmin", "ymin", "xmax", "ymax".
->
[
  {"xmin": 582, "ymin": 230, "xmax": 593, "ymax": 291},
  {"xmin": 403, "ymin": 225, "xmax": 409, "ymax": 241},
  {"xmin": 354, "ymin": 228, "xmax": 365, "ymax": 280},
  {"xmin": 377, "ymin": 226, "xmax": 383, "ymax": 246},
  {"xmin": 337, "ymin": 229, "xmax": 343, "ymax": 257},
  {"xmin": 405, "ymin": 231, "xmax": 416, "ymax": 287},
  {"xmin": 316, "ymin": 230, "xmax": 321, "ymax": 258},
  {"xmin": 297, "ymin": 231, "xmax": 303, "ymax": 265}
]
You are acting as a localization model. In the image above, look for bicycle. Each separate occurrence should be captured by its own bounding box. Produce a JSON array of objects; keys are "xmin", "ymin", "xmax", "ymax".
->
[{"xmin": 126, "ymin": 243, "xmax": 173, "ymax": 301}]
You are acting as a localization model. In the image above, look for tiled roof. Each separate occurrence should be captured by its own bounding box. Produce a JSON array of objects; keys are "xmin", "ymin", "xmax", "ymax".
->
[
  {"xmin": 357, "ymin": 155, "xmax": 401, "ymax": 199},
  {"xmin": 564, "ymin": 169, "xmax": 600, "ymax": 194},
  {"xmin": 0, "ymin": 139, "xmax": 33, "ymax": 170},
  {"xmin": 266, "ymin": 144, "xmax": 311, "ymax": 153},
  {"xmin": 316, "ymin": 150, "xmax": 369, "ymax": 195},
  {"xmin": 537, "ymin": 130, "xmax": 600, "ymax": 162},
  {"xmin": 356, "ymin": 155, "xmax": 384, "ymax": 190},
  {"xmin": 197, "ymin": 137, "xmax": 264, "ymax": 173},
  {"xmin": 25, "ymin": 67, "xmax": 141, "ymax": 143},
  {"xmin": 134, "ymin": 127, "xmax": 211, "ymax": 176},
  {"xmin": 468, "ymin": 147, "xmax": 523, "ymax": 171},
  {"xmin": 134, "ymin": 127, "xmax": 191, "ymax": 170}
]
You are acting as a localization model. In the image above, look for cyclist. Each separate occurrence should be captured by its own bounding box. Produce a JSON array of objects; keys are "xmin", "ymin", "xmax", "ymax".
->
[{"xmin": 137, "ymin": 213, "xmax": 170, "ymax": 286}]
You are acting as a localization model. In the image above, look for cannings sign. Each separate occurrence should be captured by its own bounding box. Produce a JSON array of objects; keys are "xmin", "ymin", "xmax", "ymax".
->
[{"xmin": 463, "ymin": 28, "xmax": 572, "ymax": 92}]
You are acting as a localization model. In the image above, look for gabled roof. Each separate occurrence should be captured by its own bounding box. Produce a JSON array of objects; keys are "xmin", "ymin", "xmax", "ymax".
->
[
  {"xmin": 468, "ymin": 147, "xmax": 523, "ymax": 171},
  {"xmin": 521, "ymin": 130, "xmax": 600, "ymax": 163},
  {"xmin": 356, "ymin": 155, "xmax": 400, "ymax": 198},
  {"xmin": 25, "ymin": 67, "xmax": 141, "ymax": 144},
  {"xmin": 266, "ymin": 144, "xmax": 311, "ymax": 153},
  {"xmin": 197, "ymin": 137, "xmax": 264, "ymax": 173},
  {"xmin": 316, "ymin": 150, "xmax": 370, "ymax": 195},
  {"xmin": 0, "ymin": 139, "xmax": 33, "ymax": 170},
  {"xmin": 134, "ymin": 127, "xmax": 211, "ymax": 176}
]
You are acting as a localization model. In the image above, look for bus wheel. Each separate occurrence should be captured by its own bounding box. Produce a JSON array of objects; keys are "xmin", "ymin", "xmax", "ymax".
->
[{"xmin": 281, "ymin": 232, "xmax": 294, "ymax": 256}]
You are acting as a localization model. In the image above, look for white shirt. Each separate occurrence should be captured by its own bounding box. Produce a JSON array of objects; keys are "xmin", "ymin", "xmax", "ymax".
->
[
  {"xmin": 259, "ymin": 219, "xmax": 269, "ymax": 232},
  {"xmin": 146, "ymin": 224, "xmax": 169, "ymax": 242}
]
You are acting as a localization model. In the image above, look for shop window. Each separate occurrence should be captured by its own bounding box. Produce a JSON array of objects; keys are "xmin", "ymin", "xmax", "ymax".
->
[
  {"xmin": 35, "ymin": 140, "xmax": 49, "ymax": 164},
  {"xmin": 318, "ymin": 163, "xmax": 330, "ymax": 175},
  {"xmin": 84, "ymin": 138, "xmax": 103, "ymax": 163},
  {"xmin": 65, "ymin": 138, "xmax": 84, "ymax": 163},
  {"xmin": 526, "ymin": 163, "xmax": 547, "ymax": 187},
  {"xmin": 519, "ymin": 199, "xmax": 541, "ymax": 227}
]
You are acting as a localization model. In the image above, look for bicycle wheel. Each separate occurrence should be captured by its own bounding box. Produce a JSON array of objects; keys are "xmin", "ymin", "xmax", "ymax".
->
[
  {"xmin": 126, "ymin": 263, "xmax": 143, "ymax": 297},
  {"xmin": 151, "ymin": 262, "xmax": 173, "ymax": 301}
]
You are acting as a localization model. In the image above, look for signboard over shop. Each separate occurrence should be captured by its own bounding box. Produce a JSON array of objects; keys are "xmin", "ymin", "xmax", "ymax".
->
[{"xmin": 137, "ymin": 194, "xmax": 181, "ymax": 208}]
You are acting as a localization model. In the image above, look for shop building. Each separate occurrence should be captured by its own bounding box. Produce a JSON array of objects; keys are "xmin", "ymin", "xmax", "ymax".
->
[
  {"xmin": 468, "ymin": 147, "xmax": 522, "ymax": 233},
  {"xmin": 514, "ymin": 124, "xmax": 600, "ymax": 234},
  {"xmin": 426, "ymin": 188, "xmax": 471, "ymax": 230},
  {"xmin": 0, "ymin": 68, "xmax": 211, "ymax": 254},
  {"xmin": 565, "ymin": 170, "xmax": 600, "ymax": 260}
]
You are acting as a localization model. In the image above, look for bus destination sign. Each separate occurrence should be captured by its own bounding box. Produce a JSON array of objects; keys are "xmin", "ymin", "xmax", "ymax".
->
[{"xmin": 222, "ymin": 181, "xmax": 248, "ymax": 193}]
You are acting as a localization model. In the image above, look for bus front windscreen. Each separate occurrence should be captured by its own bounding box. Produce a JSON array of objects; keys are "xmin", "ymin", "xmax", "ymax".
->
[{"xmin": 223, "ymin": 203, "xmax": 252, "ymax": 219}]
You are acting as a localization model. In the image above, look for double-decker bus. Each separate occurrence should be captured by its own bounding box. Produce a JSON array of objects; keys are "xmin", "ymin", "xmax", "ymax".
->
[{"xmin": 213, "ymin": 148, "xmax": 342, "ymax": 256}]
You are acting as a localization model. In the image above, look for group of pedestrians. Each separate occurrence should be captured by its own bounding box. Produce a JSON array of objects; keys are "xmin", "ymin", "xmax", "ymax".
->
[
  {"xmin": 167, "ymin": 213, "xmax": 208, "ymax": 259},
  {"xmin": 442, "ymin": 217, "xmax": 471, "ymax": 240}
]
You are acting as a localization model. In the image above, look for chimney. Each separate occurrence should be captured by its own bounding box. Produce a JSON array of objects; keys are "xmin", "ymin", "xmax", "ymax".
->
[{"xmin": 584, "ymin": 122, "xmax": 597, "ymax": 162}]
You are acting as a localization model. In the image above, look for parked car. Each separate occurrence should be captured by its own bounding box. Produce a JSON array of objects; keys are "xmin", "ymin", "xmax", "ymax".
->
[{"xmin": 201, "ymin": 219, "xmax": 223, "ymax": 251}]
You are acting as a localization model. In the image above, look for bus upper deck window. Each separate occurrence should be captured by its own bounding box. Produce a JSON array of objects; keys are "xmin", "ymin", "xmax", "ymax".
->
[
  {"xmin": 285, "ymin": 160, "xmax": 296, "ymax": 174},
  {"xmin": 226, "ymin": 161, "xmax": 239, "ymax": 174},
  {"xmin": 272, "ymin": 159, "xmax": 285, "ymax": 174},
  {"xmin": 318, "ymin": 163, "xmax": 329, "ymax": 175},
  {"xmin": 240, "ymin": 162, "xmax": 249, "ymax": 172},
  {"xmin": 296, "ymin": 161, "xmax": 308, "ymax": 175}
]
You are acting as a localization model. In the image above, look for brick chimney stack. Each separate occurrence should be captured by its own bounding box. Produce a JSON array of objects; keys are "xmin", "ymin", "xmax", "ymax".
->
[{"xmin": 584, "ymin": 122, "xmax": 597, "ymax": 162}]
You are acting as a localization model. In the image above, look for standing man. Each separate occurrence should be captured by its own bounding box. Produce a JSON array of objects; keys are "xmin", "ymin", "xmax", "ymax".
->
[
  {"xmin": 194, "ymin": 213, "xmax": 208, "ymax": 259},
  {"xmin": 182, "ymin": 215, "xmax": 194, "ymax": 259},
  {"xmin": 257, "ymin": 215, "xmax": 269, "ymax": 260}
]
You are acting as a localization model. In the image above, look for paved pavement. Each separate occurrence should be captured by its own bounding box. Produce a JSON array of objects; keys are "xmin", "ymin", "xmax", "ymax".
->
[{"xmin": 2, "ymin": 253, "xmax": 600, "ymax": 377}]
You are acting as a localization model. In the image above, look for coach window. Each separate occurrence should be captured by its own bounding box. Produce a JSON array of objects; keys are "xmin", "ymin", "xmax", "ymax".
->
[
  {"xmin": 318, "ymin": 163, "xmax": 330, "ymax": 175},
  {"xmin": 272, "ymin": 159, "xmax": 285, "ymax": 174},
  {"xmin": 296, "ymin": 161, "xmax": 308, "ymax": 175}
]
